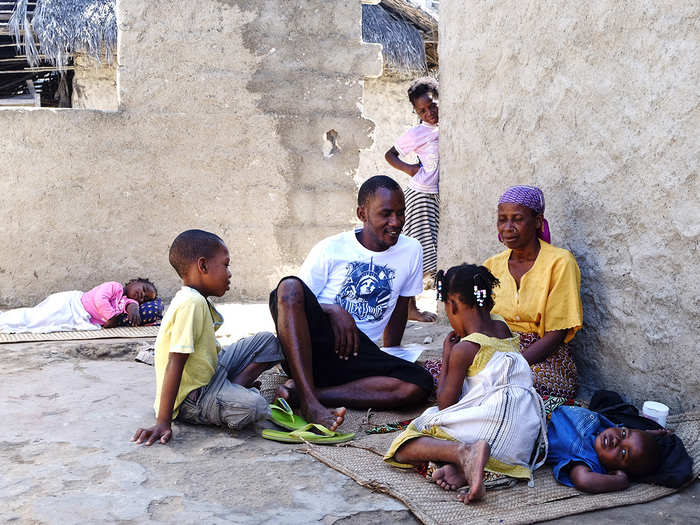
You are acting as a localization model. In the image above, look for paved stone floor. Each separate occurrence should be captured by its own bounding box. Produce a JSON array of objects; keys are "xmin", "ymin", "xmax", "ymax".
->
[{"xmin": 0, "ymin": 301, "xmax": 697, "ymax": 524}]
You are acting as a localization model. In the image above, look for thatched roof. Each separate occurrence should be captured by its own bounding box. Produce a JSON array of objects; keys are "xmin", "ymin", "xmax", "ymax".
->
[
  {"xmin": 9, "ymin": 0, "xmax": 116, "ymax": 67},
  {"xmin": 362, "ymin": 0, "xmax": 438, "ymax": 78}
]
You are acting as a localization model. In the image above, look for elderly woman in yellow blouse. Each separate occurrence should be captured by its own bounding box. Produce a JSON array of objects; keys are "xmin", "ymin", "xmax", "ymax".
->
[{"xmin": 483, "ymin": 185, "xmax": 583, "ymax": 399}]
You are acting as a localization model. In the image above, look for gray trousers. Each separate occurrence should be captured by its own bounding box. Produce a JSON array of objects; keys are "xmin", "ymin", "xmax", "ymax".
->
[{"xmin": 177, "ymin": 331, "xmax": 282, "ymax": 430}]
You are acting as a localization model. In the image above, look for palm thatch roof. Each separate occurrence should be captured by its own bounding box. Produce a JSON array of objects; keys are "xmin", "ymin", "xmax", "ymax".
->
[
  {"xmin": 8, "ymin": 0, "xmax": 116, "ymax": 67},
  {"xmin": 362, "ymin": 0, "xmax": 438, "ymax": 79}
]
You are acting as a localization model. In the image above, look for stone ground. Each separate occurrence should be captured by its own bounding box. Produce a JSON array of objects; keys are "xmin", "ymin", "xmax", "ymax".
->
[{"xmin": 0, "ymin": 299, "xmax": 697, "ymax": 524}]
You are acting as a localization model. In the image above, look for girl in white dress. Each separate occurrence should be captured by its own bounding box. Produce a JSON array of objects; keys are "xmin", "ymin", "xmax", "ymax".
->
[{"xmin": 384, "ymin": 264, "xmax": 547, "ymax": 503}]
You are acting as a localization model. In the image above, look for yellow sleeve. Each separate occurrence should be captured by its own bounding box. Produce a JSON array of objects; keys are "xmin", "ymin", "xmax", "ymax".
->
[
  {"xmin": 168, "ymin": 299, "xmax": 205, "ymax": 354},
  {"xmin": 543, "ymin": 252, "xmax": 583, "ymax": 342}
]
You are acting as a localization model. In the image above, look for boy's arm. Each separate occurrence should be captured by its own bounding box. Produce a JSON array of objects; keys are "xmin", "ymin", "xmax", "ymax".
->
[
  {"xmin": 568, "ymin": 463, "xmax": 630, "ymax": 493},
  {"xmin": 385, "ymin": 146, "xmax": 420, "ymax": 176},
  {"xmin": 132, "ymin": 352, "xmax": 189, "ymax": 446},
  {"xmin": 436, "ymin": 339, "xmax": 478, "ymax": 410}
]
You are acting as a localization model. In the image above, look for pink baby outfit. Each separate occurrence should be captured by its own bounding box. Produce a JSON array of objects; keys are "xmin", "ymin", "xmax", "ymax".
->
[
  {"xmin": 394, "ymin": 122, "xmax": 439, "ymax": 194},
  {"xmin": 80, "ymin": 282, "xmax": 138, "ymax": 326}
]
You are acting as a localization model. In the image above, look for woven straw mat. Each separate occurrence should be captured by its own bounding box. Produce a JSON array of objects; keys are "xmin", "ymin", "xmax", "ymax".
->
[
  {"xmin": 258, "ymin": 368, "xmax": 699, "ymax": 524},
  {"xmin": 301, "ymin": 412, "xmax": 700, "ymax": 525},
  {"xmin": 0, "ymin": 325, "xmax": 159, "ymax": 344}
]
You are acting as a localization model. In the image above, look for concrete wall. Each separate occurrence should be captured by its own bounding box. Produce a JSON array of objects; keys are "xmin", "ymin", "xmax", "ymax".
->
[
  {"xmin": 0, "ymin": 0, "xmax": 381, "ymax": 305},
  {"xmin": 439, "ymin": 1, "xmax": 699, "ymax": 411},
  {"xmin": 358, "ymin": 76, "xmax": 418, "ymax": 187}
]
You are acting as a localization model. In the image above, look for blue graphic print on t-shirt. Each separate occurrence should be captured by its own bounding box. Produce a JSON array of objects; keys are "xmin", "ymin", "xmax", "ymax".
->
[{"xmin": 335, "ymin": 258, "xmax": 395, "ymax": 322}]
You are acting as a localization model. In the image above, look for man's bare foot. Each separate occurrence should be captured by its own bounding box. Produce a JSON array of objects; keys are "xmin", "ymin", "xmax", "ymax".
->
[
  {"xmin": 432, "ymin": 463, "xmax": 466, "ymax": 491},
  {"xmin": 276, "ymin": 379, "xmax": 346, "ymax": 431},
  {"xmin": 456, "ymin": 441, "xmax": 490, "ymax": 504},
  {"xmin": 304, "ymin": 401, "xmax": 346, "ymax": 432}
]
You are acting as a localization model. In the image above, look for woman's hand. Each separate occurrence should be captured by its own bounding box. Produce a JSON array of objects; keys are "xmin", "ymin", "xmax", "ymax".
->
[
  {"xmin": 521, "ymin": 329, "xmax": 567, "ymax": 364},
  {"xmin": 126, "ymin": 303, "xmax": 141, "ymax": 326}
]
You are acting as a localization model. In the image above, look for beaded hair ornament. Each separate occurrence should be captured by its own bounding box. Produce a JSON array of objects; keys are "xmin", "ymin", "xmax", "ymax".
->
[
  {"xmin": 435, "ymin": 269, "xmax": 446, "ymax": 302},
  {"xmin": 437, "ymin": 269, "xmax": 488, "ymax": 308},
  {"xmin": 473, "ymin": 273, "xmax": 487, "ymax": 308}
]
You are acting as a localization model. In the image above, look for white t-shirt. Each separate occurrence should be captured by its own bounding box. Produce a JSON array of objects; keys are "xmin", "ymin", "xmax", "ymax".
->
[
  {"xmin": 299, "ymin": 229, "xmax": 424, "ymax": 343},
  {"xmin": 394, "ymin": 123, "xmax": 439, "ymax": 194}
]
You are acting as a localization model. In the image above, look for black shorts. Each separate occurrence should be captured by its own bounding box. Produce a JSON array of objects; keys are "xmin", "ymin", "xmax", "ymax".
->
[{"xmin": 269, "ymin": 277, "xmax": 433, "ymax": 393}]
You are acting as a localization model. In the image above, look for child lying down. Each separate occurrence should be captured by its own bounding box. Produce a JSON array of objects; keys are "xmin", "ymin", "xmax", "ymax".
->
[
  {"xmin": 547, "ymin": 406, "xmax": 693, "ymax": 493},
  {"xmin": 0, "ymin": 278, "xmax": 158, "ymax": 333}
]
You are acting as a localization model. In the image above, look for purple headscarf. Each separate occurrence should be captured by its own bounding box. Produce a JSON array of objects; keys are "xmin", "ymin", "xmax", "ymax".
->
[{"xmin": 498, "ymin": 185, "xmax": 551, "ymax": 243}]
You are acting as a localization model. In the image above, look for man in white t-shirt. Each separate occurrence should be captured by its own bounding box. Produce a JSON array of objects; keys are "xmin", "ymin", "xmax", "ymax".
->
[{"xmin": 269, "ymin": 176, "xmax": 434, "ymax": 430}]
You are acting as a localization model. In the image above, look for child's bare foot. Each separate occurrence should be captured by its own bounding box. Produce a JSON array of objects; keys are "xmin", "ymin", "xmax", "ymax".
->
[
  {"xmin": 408, "ymin": 297, "xmax": 437, "ymax": 323},
  {"xmin": 432, "ymin": 463, "xmax": 466, "ymax": 491},
  {"xmin": 456, "ymin": 441, "xmax": 490, "ymax": 504},
  {"xmin": 275, "ymin": 379, "xmax": 300, "ymax": 406},
  {"xmin": 409, "ymin": 309, "xmax": 438, "ymax": 322}
]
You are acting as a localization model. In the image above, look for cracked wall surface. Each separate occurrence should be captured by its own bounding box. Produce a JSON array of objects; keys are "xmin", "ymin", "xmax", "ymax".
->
[
  {"xmin": 439, "ymin": 1, "xmax": 699, "ymax": 410},
  {"xmin": 0, "ymin": 0, "xmax": 381, "ymax": 305}
]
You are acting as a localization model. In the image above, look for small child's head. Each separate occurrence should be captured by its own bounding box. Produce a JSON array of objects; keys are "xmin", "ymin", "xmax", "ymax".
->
[
  {"xmin": 595, "ymin": 427, "xmax": 661, "ymax": 477},
  {"xmin": 124, "ymin": 278, "xmax": 157, "ymax": 304},
  {"xmin": 169, "ymin": 229, "xmax": 231, "ymax": 297},
  {"xmin": 407, "ymin": 77, "xmax": 439, "ymax": 126},
  {"xmin": 436, "ymin": 264, "xmax": 500, "ymax": 309},
  {"xmin": 436, "ymin": 264, "xmax": 500, "ymax": 331}
]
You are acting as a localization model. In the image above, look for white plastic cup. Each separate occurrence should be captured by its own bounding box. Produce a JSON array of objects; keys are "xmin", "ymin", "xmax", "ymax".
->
[{"xmin": 642, "ymin": 401, "xmax": 669, "ymax": 428}]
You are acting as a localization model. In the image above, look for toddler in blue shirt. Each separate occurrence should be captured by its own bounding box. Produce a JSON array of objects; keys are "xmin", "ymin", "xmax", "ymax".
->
[{"xmin": 547, "ymin": 406, "xmax": 692, "ymax": 493}]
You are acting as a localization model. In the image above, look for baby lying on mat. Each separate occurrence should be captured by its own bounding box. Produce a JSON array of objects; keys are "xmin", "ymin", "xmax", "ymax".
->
[
  {"xmin": 0, "ymin": 278, "xmax": 159, "ymax": 333},
  {"xmin": 547, "ymin": 406, "xmax": 693, "ymax": 493}
]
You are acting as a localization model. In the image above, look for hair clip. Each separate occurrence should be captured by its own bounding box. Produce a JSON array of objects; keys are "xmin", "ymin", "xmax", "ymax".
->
[{"xmin": 474, "ymin": 285, "xmax": 487, "ymax": 308}]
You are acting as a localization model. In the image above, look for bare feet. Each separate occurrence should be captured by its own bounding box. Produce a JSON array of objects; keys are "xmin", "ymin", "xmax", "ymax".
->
[
  {"xmin": 456, "ymin": 441, "xmax": 490, "ymax": 504},
  {"xmin": 304, "ymin": 402, "xmax": 346, "ymax": 432},
  {"xmin": 275, "ymin": 379, "xmax": 346, "ymax": 431},
  {"xmin": 432, "ymin": 463, "xmax": 466, "ymax": 491},
  {"xmin": 275, "ymin": 379, "xmax": 300, "ymax": 406},
  {"xmin": 408, "ymin": 296, "xmax": 437, "ymax": 323},
  {"xmin": 409, "ymin": 309, "xmax": 438, "ymax": 322}
]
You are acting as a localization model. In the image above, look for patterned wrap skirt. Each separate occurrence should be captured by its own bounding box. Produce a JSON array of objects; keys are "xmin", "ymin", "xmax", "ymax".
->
[
  {"xmin": 518, "ymin": 332, "xmax": 578, "ymax": 399},
  {"xmin": 403, "ymin": 186, "xmax": 439, "ymax": 275},
  {"xmin": 423, "ymin": 333, "xmax": 579, "ymax": 399}
]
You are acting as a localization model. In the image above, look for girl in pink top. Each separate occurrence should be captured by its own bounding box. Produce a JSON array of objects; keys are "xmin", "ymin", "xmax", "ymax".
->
[
  {"xmin": 385, "ymin": 77, "xmax": 440, "ymax": 323},
  {"xmin": 0, "ymin": 278, "xmax": 157, "ymax": 334}
]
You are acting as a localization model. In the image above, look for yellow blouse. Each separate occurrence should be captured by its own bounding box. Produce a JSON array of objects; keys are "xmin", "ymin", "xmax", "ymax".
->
[{"xmin": 484, "ymin": 239, "xmax": 583, "ymax": 343}]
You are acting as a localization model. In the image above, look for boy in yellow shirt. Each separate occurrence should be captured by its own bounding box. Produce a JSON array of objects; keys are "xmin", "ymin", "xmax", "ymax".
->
[{"xmin": 132, "ymin": 230, "xmax": 282, "ymax": 446}]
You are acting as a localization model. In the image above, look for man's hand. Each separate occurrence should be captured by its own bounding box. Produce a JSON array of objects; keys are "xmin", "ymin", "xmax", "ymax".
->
[
  {"xmin": 126, "ymin": 303, "xmax": 141, "ymax": 326},
  {"xmin": 323, "ymin": 304, "xmax": 359, "ymax": 360},
  {"xmin": 131, "ymin": 422, "xmax": 173, "ymax": 446}
]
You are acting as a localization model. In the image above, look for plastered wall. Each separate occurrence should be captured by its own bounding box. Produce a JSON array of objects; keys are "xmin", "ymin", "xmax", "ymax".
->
[
  {"xmin": 439, "ymin": 1, "xmax": 699, "ymax": 410},
  {"xmin": 358, "ymin": 76, "xmax": 419, "ymax": 186},
  {"xmin": 71, "ymin": 54, "xmax": 118, "ymax": 111},
  {"xmin": 0, "ymin": 0, "xmax": 381, "ymax": 304}
]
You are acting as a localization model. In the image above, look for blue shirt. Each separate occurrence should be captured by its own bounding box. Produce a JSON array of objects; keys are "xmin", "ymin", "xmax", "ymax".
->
[{"xmin": 547, "ymin": 406, "xmax": 615, "ymax": 487}]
